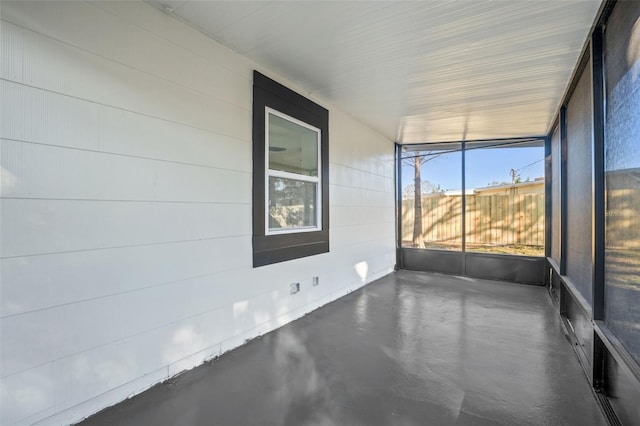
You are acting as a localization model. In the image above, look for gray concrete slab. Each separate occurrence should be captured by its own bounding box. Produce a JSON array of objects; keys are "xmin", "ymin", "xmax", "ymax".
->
[{"xmin": 79, "ymin": 271, "xmax": 607, "ymax": 426}]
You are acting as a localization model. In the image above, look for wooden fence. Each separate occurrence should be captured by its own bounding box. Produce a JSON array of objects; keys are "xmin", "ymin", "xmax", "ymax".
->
[{"xmin": 402, "ymin": 193, "xmax": 545, "ymax": 247}]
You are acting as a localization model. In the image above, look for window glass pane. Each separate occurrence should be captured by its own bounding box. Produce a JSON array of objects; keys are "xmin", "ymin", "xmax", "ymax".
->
[
  {"xmin": 268, "ymin": 112, "xmax": 318, "ymax": 176},
  {"xmin": 465, "ymin": 144, "xmax": 545, "ymax": 256},
  {"xmin": 268, "ymin": 176, "xmax": 317, "ymax": 230},
  {"xmin": 401, "ymin": 144, "xmax": 462, "ymax": 250}
]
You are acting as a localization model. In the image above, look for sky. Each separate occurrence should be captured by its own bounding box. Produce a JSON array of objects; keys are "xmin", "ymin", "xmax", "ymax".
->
[{"xmin": 401, "ymin": 146, "xmax": 545, "ymax": 192}]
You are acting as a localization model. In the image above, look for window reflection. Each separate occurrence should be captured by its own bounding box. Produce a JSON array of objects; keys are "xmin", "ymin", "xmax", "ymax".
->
[{"xmin": 269, "ymin": 177, "xmax": 317, "ymax": 230}]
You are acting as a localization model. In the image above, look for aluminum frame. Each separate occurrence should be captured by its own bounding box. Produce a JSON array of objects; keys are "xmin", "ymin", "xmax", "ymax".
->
[{"xmin": 397, "ymin": 137, "xmax": 546, "ymax": 285}]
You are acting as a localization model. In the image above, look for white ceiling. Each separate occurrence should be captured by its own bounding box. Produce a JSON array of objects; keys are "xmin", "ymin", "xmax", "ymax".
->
[{"xmin": 149, "ymin": 0, "xmax": 602, "ymax": 144}]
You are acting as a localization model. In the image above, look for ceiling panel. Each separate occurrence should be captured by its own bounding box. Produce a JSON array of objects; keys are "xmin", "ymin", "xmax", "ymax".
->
[
  {"xmin": 169, "ymin": 1, "xmax": 275, "ymax": 45},
  {"xmin": 149, "ymin": 0, "xmax": 602, "ymax": 144}
]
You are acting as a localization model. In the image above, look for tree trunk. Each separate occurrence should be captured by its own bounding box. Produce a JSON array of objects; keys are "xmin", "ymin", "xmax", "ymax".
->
[{"xmin": 413, "ymin": 156, "xmax": 424, "ymax": 247}]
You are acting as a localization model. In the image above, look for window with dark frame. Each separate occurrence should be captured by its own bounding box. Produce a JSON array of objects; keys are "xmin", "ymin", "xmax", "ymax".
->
[{"xmin": 252, "ymin": 71, "xmax": 329, "ymax": 267}]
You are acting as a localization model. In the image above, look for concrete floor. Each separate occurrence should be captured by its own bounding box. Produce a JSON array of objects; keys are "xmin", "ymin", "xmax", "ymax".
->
[{"xmin": 80, "ymin": 271, "xmax": 606, "ymax": 426}]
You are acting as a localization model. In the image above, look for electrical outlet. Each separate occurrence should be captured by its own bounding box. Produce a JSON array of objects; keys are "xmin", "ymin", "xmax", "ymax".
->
[
  {"xmin": 290, "ymin": 282, "xmax": 300, "ymax": 294},
  {"xmin": 312, "ymin": 276, "xmax": 319, "ymax": 286}
]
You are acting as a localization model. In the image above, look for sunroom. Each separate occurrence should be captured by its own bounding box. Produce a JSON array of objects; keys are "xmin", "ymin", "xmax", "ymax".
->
[{"xmin": 1, "ymin": 1, "xmax": 639, "ymax": 425}]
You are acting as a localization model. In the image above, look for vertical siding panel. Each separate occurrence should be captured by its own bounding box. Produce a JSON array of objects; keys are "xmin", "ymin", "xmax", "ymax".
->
[
  {"xmin": 475, "ymin": 195, "xmax": 480, "ymax": 246},
  {"xmin": 539, "ymin": 193, "xmax": 545, "ymax": 247},
  {"xmin": 471, "ymin": 195, "xmax": 475, "ymax": 246},
  {"xmin": 424, "ymin": 197, "xmax": 430, "ymax": 243},
  {"xmin": 470, "ymin": 195, "xmax": 477, "ymax": 245},
  {"xmin": 477, "ymin": 196, "xmax": 483, "ymax": 245},
  {"xmin": 518, "ymin": 195, "xmax": 525, "ymax": 245},
  {"xmin": 464, "ymin": 196, "xmax": 469, "ymax": 245},
  {"xmin": 530, "ymin": 195, "xmax": 536, "ymax": 246},
  {"xmin": 502, "ymin": 194, "xmax": 509, "ymax": 246},
  {"xmin": 448, "ymin": 196, "xmax": 453, "ymax": 244},
  {"xmin": 522, "ymin": 194, "xmax": 528, "ymax": 246},
  {"xmin": 492, "ymin": 195, "xmax": 497, "ymax": 245},
  {"xmin": 438, "ymin": 196, "xmax": 443, "ymax": 243},
  {"xmin": 528, "ymin": 194, "xmax": 534, "ymax": 246},
  {"xmin": 529, "ymin": 194, "xmax": 535, "ymax": 246},
  {"xmin": 515, "ymin": 195, "xmax": 520, "ymax": 245},
  {"xmin": 485, "ymin": 196, "xmax": 491, "ymax": 245},
  {"xmin": 485, "ymin": 196, "xmax": 490, "ymax": 245},
  {"xmin": 0, "ymin": 22, "xmax": 24, "ymax": 83},
  {"xmin": 496, "ymin": 194, "xmax": 502, "ymax": 246},
  {"xmin": 430, "ymin": 197, "xmax": 436, "ymax": 243},
  {"xmin": 446, "ymin": 198, "xmax": 450, "ymax": 245},
  {"xmin": 482, "ymin": 196, "xmax": 488, "ymax": 244},
  {"xmin": 515, "ymin": 195, "xmax": 521, "ymax": 245},
  {"xmin": 508, "ymin": 194, "xmax": 515, "ymax": 245},
  {"xmin": 438, "ymin": 196, "xmax": 442, "ymax": 244}
]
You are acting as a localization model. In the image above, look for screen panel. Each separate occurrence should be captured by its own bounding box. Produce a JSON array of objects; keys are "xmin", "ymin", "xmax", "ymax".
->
[
  {"xmin": 604, "ymin": 0, "xmax": 640, "ymax": 365},
  {"xmin": 465, "ymin": 144, "xmax": 545, "ymax": 256},
  {"xmin": 401, "ymin": 144, "xmax": 462, "ymax": 251},
  {"xmin": 565, "ymin": 63, "xmax": 593, "ymax": 306},
  {"xmin": 551, "ymin": 127, "xmax": 561, "ymax": 263}
]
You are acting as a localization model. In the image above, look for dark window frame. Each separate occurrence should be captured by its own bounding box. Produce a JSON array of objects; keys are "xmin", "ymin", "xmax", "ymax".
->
[{"xmin": 252, "ymin": 71, "xmax": 329, "ymax": 267}]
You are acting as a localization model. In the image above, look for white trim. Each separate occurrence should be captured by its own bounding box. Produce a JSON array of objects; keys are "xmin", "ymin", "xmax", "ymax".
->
[
  {"xmin": 267, "ymin": 225, "xmax": 320, "ymax": 235},
  {"xmin": 269, "ymin": 169, "xmax": 319, "ymax": 183},
  {"xmin": 266, "ymin": 107, "xmax": 321, "ymax": 135},
  {"xmin": 265, "ymin": 107, "xmax": 322, "ymax": 235}
]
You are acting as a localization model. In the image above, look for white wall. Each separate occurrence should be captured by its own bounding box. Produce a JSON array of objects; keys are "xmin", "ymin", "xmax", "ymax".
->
[{"xmin": 0, "ymin": 2, "xmax": 395, "ymax": 425}]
